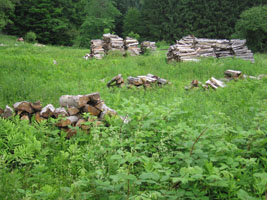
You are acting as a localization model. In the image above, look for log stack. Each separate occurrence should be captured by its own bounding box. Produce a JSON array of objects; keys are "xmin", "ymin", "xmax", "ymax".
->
[
  {"xmin": 124, "ymin": 37, "xmax": 141, "ymax": 56},
  {"xmin": 230, "ymin": 39, "xmax": 255, "ymax": 63},
  {"xmin": 107, "ymin": 74, "xmax": 125, "ymax": 88},
  {"xmin": 103, "ymin": 33, "xmax": 125, "ymax": 54},
  {"xmin": 0, "ymin": 93, "xmax": 118, "ymax": 138},
  {"xmin": 141, "ymin": 41, "xmax": 157, "ymax": 54},
  {"xmin": 90, "ymin": 39, "xmax": 105, "ymax": 60},
  {"xmin": 167, "ymin": 35, "xmax": 254, "ymax": 63},
  {"xmin": 127, "ymin": 74, "xmax": 168, "ymax": 88}
]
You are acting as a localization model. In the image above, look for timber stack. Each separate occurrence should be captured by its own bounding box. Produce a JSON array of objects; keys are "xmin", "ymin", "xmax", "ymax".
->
[
  {"xmin": 124, "ymin": 37, "xmax": 141, "ymax": 56},
  {"xmin": 103, "ymin": 33, "xmax": 125, "ymax": 54},
  {"xmin": 167, "ymin": 35, "xmax": 254, "ymax": 63},
  {"xmin": 141, "ymin": 41, "xmax": 157, "ymax": 53},
  {"xmin": 127, "ymin": 74, "xmax": 168, "ymax": 88},
  {"xmin": 107, "ymin": 74, "xmax": 125, "ymax": 88},
  {"xmin": 90, "ymin": 39, "xmax": 105, "ymax": 60},
  {"xmin": 0, "ymin": 93, "xmax": 117, "ymax": 138}
]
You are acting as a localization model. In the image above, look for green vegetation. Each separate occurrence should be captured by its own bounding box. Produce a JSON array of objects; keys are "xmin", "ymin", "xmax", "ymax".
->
[{"xmin": 0, "ymin": 35, "xmax": 267, "ymax": 199}]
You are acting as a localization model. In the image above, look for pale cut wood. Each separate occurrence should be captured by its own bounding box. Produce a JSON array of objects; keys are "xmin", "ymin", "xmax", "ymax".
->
[
  {"xmin": 40, "ymin": 104, "xmax": 55, "ymax": 118},
  {"xmin": 31, "ymin": 101, "xmax": 42, "ymax": 111},
  {"xmin": 59, "ymin": 95, "xmax": 89, "ymax": 108},
  {"xmin": 21, "ymin": 114, "xmax": 30, "ymax": 121},
  {"xmin": 68, "ymin": 107, "xmax": 80, "ymax": 116},
  {"xmin": 210, "ymin": 77, "xmax": 226, "ymax": 88},
  {"xmin": 3, "ymin": 105, "xmax": 14, "ymax": 119},
  {"xmin": 54, "ymin": 107, "xmax": 68, "ymax": 118},
  {"xmin": 205, "ymin": 80, "xmax": 218, "ymax": 90},
  {"xmin": 83, "ymin": 104, "xmax": 101, "ymax": 116},
  {"xmin": 99, "ymin": 103, "xmax": 117, "ymax": 119},
  {"xmin": 13, "ymin": 101, "xmax": 34, "ymax": 114},
  {"xmin": 56, "ymin": 116, "xmax": 79, "ymax": 127},
  {"xmin": 224, "ymin": 70, "xmax": 242, "ymax": 78},
  {"xmin": 87, "ymin": 92, "xmax": 101, "ymax": 105}
]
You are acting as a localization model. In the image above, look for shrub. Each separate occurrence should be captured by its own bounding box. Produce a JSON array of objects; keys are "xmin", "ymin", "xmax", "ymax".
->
[
  {"xmin": 232, "ymin": 5, "xmax": 267, "ymax": 53},
  {"xmin": 128, "ymin": 31, "xmax": 140, "ymax": 40},
  {"xmin": 25, "ymin": 31, "xmax": 37, "ymax": 43}
]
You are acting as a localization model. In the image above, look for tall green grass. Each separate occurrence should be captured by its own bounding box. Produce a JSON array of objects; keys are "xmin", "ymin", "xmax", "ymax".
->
[{"xmin": 0, "ymin": 35, "xmax": 267, "ymax": 199}]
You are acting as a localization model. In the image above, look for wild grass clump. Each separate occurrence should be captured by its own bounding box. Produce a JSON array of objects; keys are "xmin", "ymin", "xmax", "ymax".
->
[{"xmin": 0, "ymin": 34, "xmax": 267, "ymax": 199}]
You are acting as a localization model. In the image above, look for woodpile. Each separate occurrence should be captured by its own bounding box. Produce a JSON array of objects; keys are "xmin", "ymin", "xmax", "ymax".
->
[
  {"xmin": 127, "ymin": 74, "xmax": 168, "ymax": 88},
  {"xmin": 141, "ymin": 41, "xmax": 157, "ymax": 54},
  {"xmin": 90, "ymin": 39, "xmax": 105, "ymax": 60},
  {"xmin": 107, "ymin": 74, "xmax": 125, "ymax": 88},
  {"xmin": 0, "ymin": 92, "xmax": 118, "ymax": 138},
  {"xmin": 103, "ymin": 33, "xmax": 125, "ymax": 54},
  {"xmin": 124, "ymin": 37, "xmax": 141, "ymax": 56},
  {"xmin": 185, "ymin": 69, "xmax": 266, "ymax": 90},
  {"xmin": 168, "ymin": 35, "xmax": 254, "ymax": 63}
]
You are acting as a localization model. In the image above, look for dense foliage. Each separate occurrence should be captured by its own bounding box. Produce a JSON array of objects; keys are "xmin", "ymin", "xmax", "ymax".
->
[
  {"xmin": 1, "ymin": 0, "xmax": 266, "ymax": 50},
  {"xmin": 232, "ymin": 5, "xmax": 267, "ymax": 53},
  {"xmin": 0, "ymin": 35, "xmax": 267, "ymax": 199}
]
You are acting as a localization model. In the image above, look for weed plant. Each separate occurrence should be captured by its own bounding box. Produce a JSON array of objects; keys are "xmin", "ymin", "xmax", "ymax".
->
[{"xmin": 0, "ymin": 35, "xmax": 267, "ymax": 199}]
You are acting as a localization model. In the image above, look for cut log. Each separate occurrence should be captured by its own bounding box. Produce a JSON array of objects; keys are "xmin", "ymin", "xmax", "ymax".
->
[
  {"xmin": 83, "ymin": 104, "xmax": 101, "ymax": 116},
  {"xmin": 13, "ymin": 101, "xmax": 34, "ymax": 114},
  {"xmin": 35, "ymin": 112, "xmax": 46, "ymax": 123},
  {"xmin": 67, "ymin": 107, "xmax": 80, "ymax": 116},
  {"xmin": 224, "ymin": 70, "xmax": 242, "ymax": 78},
  {"xmin": 56, "ymin": 116, "xmax": 79, "ymax": 127},
  {"xmin": 31, "ymin": 101, "xmax": 42, "ymax": 111},
  {"xmin": 59, "ymin": 95, "xmax": 89, "ymax": 109},
  {"xmin": 3, "ymin": 105, "xmax": 14, "ymax": 119},
  {"xmin": 205, "ymin": 80, "xmax": 218, "ymax": 90},
  {"xmin": 21, "ymin": 114, "xmax": 30, "ymax": 121},
  {"xmin": 62, "ymin": 128, "xmax": 77, "ymax": 139},
  {"xmin": 210, "ymin": 77, "xmax": 226, "ymax": 88},
  {"xmin": 98, "ymin": 103, "xmax": 117, "ymax": 119},
  {"xmin": 87, "ymin": 92, "xmax": 101, "ymax": 105},
  {"xmin": 0, "ymin": 108, "xmax": 4, "ymax": 115},
  {"xmin": 76, "ymin": 119, "xmax": 90, "ymax": 130},
  {"xmin": 54, "ymin": 107, "xmax": 68, "ymax": 118},
  {"xmin": 40, "ymin": 104, "xmax": 55, "ymax": 118},
  {"xmin": 107, "ymin": 74, "xmax": 124, "ymax": 87}
]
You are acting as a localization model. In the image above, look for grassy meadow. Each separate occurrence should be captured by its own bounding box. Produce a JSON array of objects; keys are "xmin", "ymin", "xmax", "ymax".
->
[{"xmin": 0, "ymin": 34, "xmax": 267, "ymax": 199}]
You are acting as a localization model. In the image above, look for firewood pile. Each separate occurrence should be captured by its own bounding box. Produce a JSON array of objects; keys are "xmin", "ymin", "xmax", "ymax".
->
[
  {"xmin": 90, "ymin": 39, "xmax": 105, "ymax": 60},
  {"xmin": 103, "ymin": 33, "xmax": 125, "ymax": 54},
  {"xmin": 124, "ymin": 37, "xmax": 141, "ymax": 56},
  {"xmin": 185, "ymin": 69, "xmax": 266, "ymax": 90},
  {"xmin": 127, "ymin": 74, "xmax": 168, "ymax": 88},
  {"xmin": 168, "ymin": 35, "xmax": 254, "ymax": 63},
  {"xmin": 0, "ymin": 93, "xmax": 118, "ymax": 138},
  {"xmin": 141, "ymin": 41, "xmax": 157, "ymax": 53}
]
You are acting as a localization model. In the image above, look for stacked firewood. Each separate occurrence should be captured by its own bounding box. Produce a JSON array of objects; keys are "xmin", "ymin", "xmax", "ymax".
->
[
  {"xmin": 90, "ymin": 39, "xmax": 105, "ymax": 60},
  {"xmin": 167, "ymin": 35, "xmax": 199, "ymax": 62},
  {"xmin": 185, "ymin": 69, "xmax": 266, "ymax": 90},
  {"xmin": 168, "ymin": 35, "xmax": 254, "ymax": 63},
  {"xmin": 103, "ymin": 33, "xmax": 125, "ymax": 54},
  {"xmin": 124, "ymin": 37, "xmax": 141, "ymax": 56},
  {"xmin": 127, "ymin": 74, "xmax": 168, "ymax": 88},
  {"xmin": 141, "ymin": 41, "xmax": 157, "ymax": 54},
  {"xmin": 230, "ymin": 39, "xmax": 255, "ymax": 63},
  {"xmin": 0, "ymin": 93, "xmax": 117, "ymax": 138}
]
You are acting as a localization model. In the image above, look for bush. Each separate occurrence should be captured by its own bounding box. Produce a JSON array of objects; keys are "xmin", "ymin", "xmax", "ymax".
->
[
  {"xmin": 128, "ymin": 31, "xmax": 140, "ymax": 40},
  {"xmin": 25, "ymin": 31, "xmax": 37, "ymax": 43},
  {"xmin": 232, "ymin": 5, "xmax": 267, "ymax": 53}
]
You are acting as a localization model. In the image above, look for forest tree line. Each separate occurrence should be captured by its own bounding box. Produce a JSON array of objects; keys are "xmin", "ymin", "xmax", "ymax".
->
[{"xmin": 0, "ymin": 0, "xmax": 266, "ymax": 51}]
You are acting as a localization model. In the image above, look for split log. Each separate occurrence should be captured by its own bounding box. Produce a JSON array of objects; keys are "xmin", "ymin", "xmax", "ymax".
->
[
  {"xmin": 35, "ymin": 112, "xmax": 46, "ymax": 123},
  {"xmin": 30, "ymin": 101, "xmax": 42, "ymax": 111},
  {"xmin": 87, "ymin": 92, "xmax": 101, "ymax": 105},
  {"xmin": 210, "ymin": 77, "xmax": 226, "ymax": 88},
  {"xmin": 205, "ymin": 80, "xmax": 218, "ymax": 90},
  {"xmin": 61, "ymin": 128, "xmax": 77, "ymax": 139},
  {"xmin": 67, "ymin": 107, "xmax": 80, "ymax": 116},
  {"xmin": 98, "ymin": 103, "xmax": 117, "ymax": 119},
  {"xmin": 2, "ymin": 105, "xmax": 14, "ymax": 119},
  {"xmin": 107, "ymin": 74, "xmax": 124, "ymax": 88},
  {"xmin": 13, "ymin": 101, "xmax": 34, "ymax": 114},
  {"xmin": 40, "ymin": 104, "xmax": 55, "ymax": 118},
  {"xmin": 224, "ymin": 70, "xmax": 242, "ymax": 78},
  {"xmin": 59, "ymin": 95, "xmax": 89, "ymax": 109},
  {"xmin": 83, "ymin": 104, "xmax": 101, "ymax": 116},
  {"xmin": 76, "ymin": 119, "xmax": 90, "ymax": 130},
  {"xmin": 56, "ymin": 116, "xmax": 79, "ymax": 127},
  {"xmin": 21, "ymin": 114, "xmax": 30, "ymax": 121},
  {"xmin": 54, "ymin": 107, "xmax": 68, "ymax": 118},
  {"xmin": 0, "ymin": 108, "xmax": 4, "ymax": 115}
]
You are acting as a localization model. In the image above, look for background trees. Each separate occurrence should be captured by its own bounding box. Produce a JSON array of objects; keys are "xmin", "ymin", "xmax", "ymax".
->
[{"xmin": 1, "ymin": 0, "xmax": 266, "ymax": 51}]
